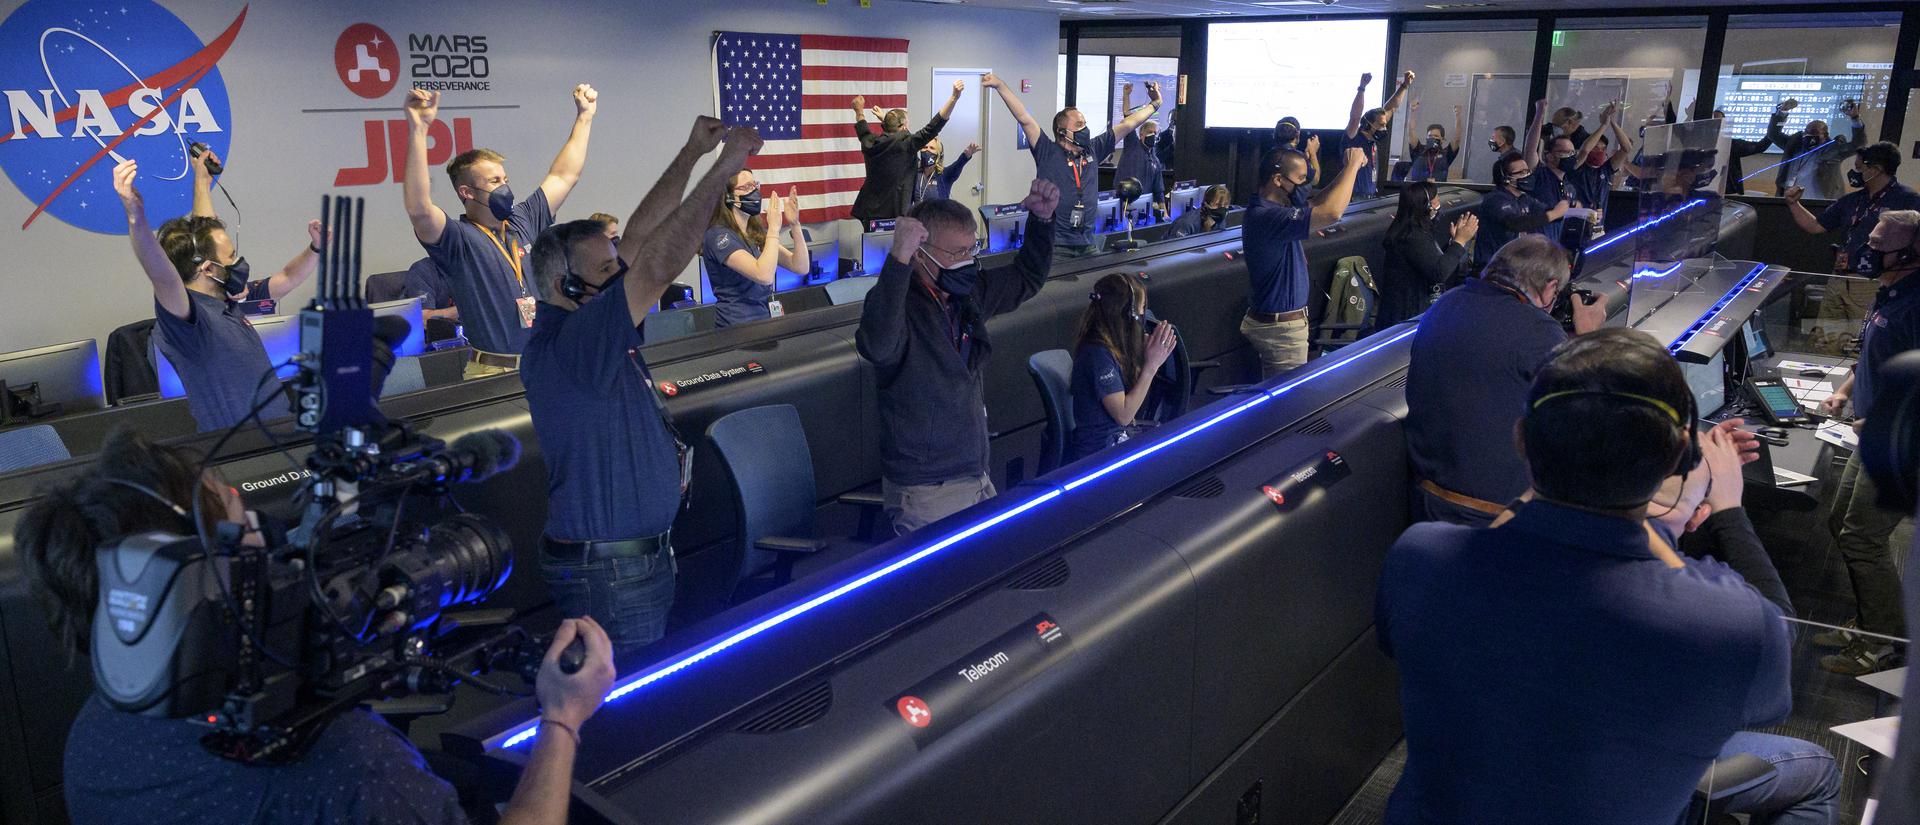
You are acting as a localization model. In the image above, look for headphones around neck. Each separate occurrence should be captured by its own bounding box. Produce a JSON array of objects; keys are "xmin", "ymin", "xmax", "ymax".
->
[{"xmin": 100, "ymin": 477, "xmax": 192, "ymax": 523}]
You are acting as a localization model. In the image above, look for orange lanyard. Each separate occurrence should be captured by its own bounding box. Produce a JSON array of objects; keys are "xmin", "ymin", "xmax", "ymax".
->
[
  {"xmin": 1070, "ymin": 156, "xmax": 1084, "ymax": 190},
  {"xmin": 474, "ymin": 221, "xmax": 527, "ymax": 293}
]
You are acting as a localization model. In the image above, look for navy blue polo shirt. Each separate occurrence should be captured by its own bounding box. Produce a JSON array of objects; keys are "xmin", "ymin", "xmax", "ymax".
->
[
  {"xmin": 1526, "ymin": 165, "xmax": 1579, "ymax": 248},
  {"xmin": 420, "ymin": 187, "xmax": 553, "ymax": 355},
  {"xmin": 702, "ymin": 226, "xmax": 773, "ymax": 328},
  {"xmin": 1855, "ymin": 270, "xmax": 1920, "ymax": 413},
  {"xmin": 1167, "ymin": 207, "xmax": 1207, "ymax": 239},
  {"xmin": 1032, "ymin": 130, "xmax": 1116, "ymax": 248},
  {"xmin": 1116, "ymin": 131, "xmax": 1165, "ymax": 205},
  {"xmin": 1476, "ymin": 186, "xmax": 1551, "ymax": 266},
  {"xmin": 521, "ymin": 277, "xmax": 682, "ymax": 542},
  {"xmin": 1342, "ymin": 130, "xmax": 1379, "ymax": 198},
  {"xmin": 1404, "ymin": 278, "xmax": 1566, "ymax": 504},
  {"xmin": 1241, "ymin": 187, "xmax": 1313, "ymax": 314},
  {"xmin": 402, "ymin": 257, "xmax": 454, "ymax": 310},
  {"xmin": 1068, "ymin": 342, "xmax": 1127, "ymax": 461},
  {"xmin": 1377, "ymin": 501, "xmax": 1791, "ymax": 824},
  {"xmin": 154, "ymin": 290, "xmax": 286, "ymax": 433},
  {"xmin": 1818, "ymin": 182, "xmax": 1920, "ymax": 262},
  {"xmin": 1407, "ymin": 145, "xmax": 1457, "ymax": 183}
]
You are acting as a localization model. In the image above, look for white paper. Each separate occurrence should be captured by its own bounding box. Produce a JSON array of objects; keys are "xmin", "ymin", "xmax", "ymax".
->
[
  {"xmin": 1864, "ymin": 798, "xmax": 1878, "ymax": 825},
  {"xmin": 1773, "ymin": 468, "xmax": 1818, "ymax": 488},
  {"xmin": 1859, "ymin": 667, "xmax": 1907, "ymax": 699},
  {"xmin": 1777, "ymin": 360, "xmax": 1850, "ymax": 376},
  {"xmin": 1832, "ymin": 716, "xmax": 1900, "ymax": 758},
  {"xmin": 1782, "ymin": 377, "xmax": 1826, "ymax": 390},
  {"xmin": 1816, "ymin": 421, "xmax": 1860, "ymax": 450},
  {"xmin": 1561, "ymin": 207, "xmax": 1597, "ymax": 220}
]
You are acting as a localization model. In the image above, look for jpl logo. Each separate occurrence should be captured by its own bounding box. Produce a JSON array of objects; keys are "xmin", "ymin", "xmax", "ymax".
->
[{"xmin": 0, "ymin": 1, "xmax": 244, "ymax": 234}]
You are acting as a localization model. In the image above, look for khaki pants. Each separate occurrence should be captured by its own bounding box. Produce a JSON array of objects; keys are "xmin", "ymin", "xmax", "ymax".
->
[
  {"xmin": 1240, "ymin": 315, "xmax": 1309, "ymax": 379},
  {"xmin": 883, "ymin": 474, "xmax": 996, "ymax": 536},
  {"xmin": 1815, "ymin": 277, "xmax": 1878, "ymax": 354},
  {"xmin": 463, "ymin": 360, "xmax": 516, "ymax": 380}
]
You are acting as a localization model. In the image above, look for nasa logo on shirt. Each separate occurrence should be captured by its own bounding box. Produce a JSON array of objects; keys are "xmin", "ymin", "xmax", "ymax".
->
[{"xmin": 0, "ymin": 1, "xmax": 242, "ymax": 235}]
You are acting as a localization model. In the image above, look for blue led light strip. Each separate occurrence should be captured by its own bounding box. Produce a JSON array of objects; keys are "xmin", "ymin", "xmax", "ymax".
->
[
  {"xmin": 493, "ymin": 326, "xmax": 1422, "ymax": 750},
  {"xmin": 1737, "ymin": 138, "xmax": 1837, "ymax": 184},
  {"xmin": 1585, "ymin": 199, "xmax": 1709, "ymax": 256},
  {"xmin": 1630, "ymin": 261, "xmax": 1685, "ymax": 281},
  {"xmin": 1666, "ymin": 263, "xmax": 1769, "ymax": 355}
]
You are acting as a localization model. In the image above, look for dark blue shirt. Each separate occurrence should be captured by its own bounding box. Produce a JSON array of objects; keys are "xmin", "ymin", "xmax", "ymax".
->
[
  {"xmin": 522, "ymin": 277, "xmax": 682, "ymax": 541},
  {"xmin": 65, "ymin": 697, "xmax": 466, "ymax": 825},
  {"xmin": 913, "ymin": 152, "xmax": 971, "ymax": 205},
  {"xmin": 1342, "ymin": 130, "xmax": 1379, "ymax": 198},
  {"xmin": 1855, "ymin": 270, "xmax": 1920, "ymax": 414},
  {"xmin": 1241, "ymin": 187, "xmax": 1313, "ymax": 314},
  {"xmin": 1818, "ymin": 182, "xmax": 1920, "ymax": 263},
  {"xmin": 420, "ymin": 188, "xmax": 553, "ymax": 355},
  {"xmin": 1475, "ymin": 185, "xmax": 1552, "ymax": 266},
  {"xmin": 1116, "ymin": 131, "xmax": 1166, "ymax": 205},
  {"xmin": 701, "ymin": 226, "xmax": 773, "ymax": 328},
  {"xmin": 1166, "ymin": 207, "xmax": 1211, "ymax": 239},
  {"xmin": 1031, "ymin": 130, "xmax": 1116, "ymax": 249},
  {"xmin": 402, "ymin": 257, "xmax": 455, "ymax": 310},
  {"xmin": 1377, "ymin": 501, "xmax": 1791, "ymax": 825},
  {"xmin": 1525, "ymin": 165, "xmax": 1580, "ymax": 249},
  {"xmin": 1405, "ymin": 278, "xmax": 1566, "ymax": 504},
  {"xmin": 1068, "ymin": 342, "xmax": 1127, "ymax": 462},
  {"xmin": 153, "ymin": 290, "xmax": 285, "ymax": 433},
  {"xmin": 1406, "ymin": 144, "xmax": 1457, "ymax": 183}
]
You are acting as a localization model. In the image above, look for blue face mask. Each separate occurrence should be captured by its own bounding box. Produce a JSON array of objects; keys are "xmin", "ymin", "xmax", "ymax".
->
[
  {"xmin": 484, "ymin": 184, "xmax": 515, "ymax": 222},
  {"xmin": 730, "ymin": 189, "xmax": 762, "ymax": 217},
  {"xmin": 216, "ymin": 257, "xmax": 250, "ymax": 297}
]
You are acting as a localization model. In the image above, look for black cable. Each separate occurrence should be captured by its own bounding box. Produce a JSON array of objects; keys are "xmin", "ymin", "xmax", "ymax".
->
[
  {"xmin": 192, "ymin": 359, "xmax": 301, "ymax": 669},
  {"xmin": 404, "ymin": 656, "xmax": 533, "ymax": 698}
]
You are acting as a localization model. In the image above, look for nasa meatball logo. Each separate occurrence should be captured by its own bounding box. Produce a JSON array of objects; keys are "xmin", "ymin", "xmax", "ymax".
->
[
  {"xmin": 334, "ymin": 23, "xmax": 399, "ymax": 99},
  {"xmin": 896, "ymin": 696, "xmax": 932, "ymax": 728},
  {"xmin": 0, "ymin": 1, "xmax": 242, "ymax": 234}
]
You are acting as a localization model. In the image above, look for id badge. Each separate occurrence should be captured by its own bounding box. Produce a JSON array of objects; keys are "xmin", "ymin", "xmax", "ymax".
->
[
  {"xmin": 516, "ymin": 295, "xmax": 537, "ymax": 328},
  {"xmin": 1067, "ymin": 202, "xmax": 1087, "ymax": 229}
]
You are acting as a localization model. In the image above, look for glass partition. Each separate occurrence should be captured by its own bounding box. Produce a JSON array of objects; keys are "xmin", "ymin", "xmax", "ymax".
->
[
  {"xmin": 1714, "ymin": 13, "xmax": 1901, "ymax": 197},
  {"xmin": 1550, "ymin": 17, "xmax": 1708, "ymax": 193},
  {"xmin": 1393, "ymin": 19, "xmax": 1539, "ymax": 185}
]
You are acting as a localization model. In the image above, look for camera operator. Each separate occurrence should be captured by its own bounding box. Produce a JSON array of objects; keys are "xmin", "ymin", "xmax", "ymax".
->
[
  {"xmin": 1405, "ymin": 235, "xmax": 1606, "ymax": 525},
  {"xmin": 1810, "ymin": 208, "xmax": 1920, "ymax": 676},
  {"xmin": 110, "ymin": 158, "xmax": 321, "ymax": 433},
  {"xmin": 1378, "ymin": 328, "xmax": 1795, "ymax": 824},
  {"xmin": 522, "ymin": 118, "xmax": 760, "ymax": 652},
  {"xmin": 13, "ymin": 428, "xmax": 618, "ymax": 825}
]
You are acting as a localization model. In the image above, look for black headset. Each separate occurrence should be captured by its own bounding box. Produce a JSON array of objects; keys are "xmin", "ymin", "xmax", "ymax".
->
[
  {"xmin": 558, "ymin": 228, "xmax": 626, "ymax": 302},
  {"xmin": 101, "ymin": 478, "xmax": 193, "ymax": 523}
]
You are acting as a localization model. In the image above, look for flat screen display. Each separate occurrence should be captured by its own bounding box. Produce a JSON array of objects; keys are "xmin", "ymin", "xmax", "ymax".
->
[{"xmin": 1204, "ymin": 19, "xmax": 1388, "ymax": 130}]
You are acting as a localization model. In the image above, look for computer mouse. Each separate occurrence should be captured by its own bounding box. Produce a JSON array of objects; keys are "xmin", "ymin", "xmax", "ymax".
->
[
  {"xmin": 1799, "ymin": 368, "xmax": 1827, "ymax": 377},
  {"xmin": 1759, "ymin": 427, "xmax": 1788, "ymax": 438}
]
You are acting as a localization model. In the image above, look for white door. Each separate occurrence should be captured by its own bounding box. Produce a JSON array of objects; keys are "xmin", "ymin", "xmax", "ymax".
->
[{"xmin": 933, "ymin": 67, "xmax": 990, "ymax": 218}]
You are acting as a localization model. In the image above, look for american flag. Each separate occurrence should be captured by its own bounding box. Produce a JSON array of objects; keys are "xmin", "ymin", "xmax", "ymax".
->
[{"xmin": 713, "ymin": 32, "xmax": 910, "ymax": 224}]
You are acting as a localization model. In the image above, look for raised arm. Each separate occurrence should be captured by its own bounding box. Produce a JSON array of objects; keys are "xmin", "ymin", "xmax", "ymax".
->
[
  {"xmin": 975, "ymin": 179, "xmax": 1059, "ymax": 317},
  {"xmin": 1308, "ymin": 147, "xmax": 1367, "ymax": 230},
  {"xmin": 1110, "ymin": 81, "xmax": 1160, "ymax": 141},
  {"xmin": 983, "ymin": 72, "xmax": 1043, "ymax": 146},
  {"xmin": 1405, "ymin": 97, "xmax": 1421, "ymax": 154},
  {"xmin": 616, "ymin": 118, "xmax": 714, "ymax": 264},
  {"xmin": 856, "ymin": 217, "xmax": 925, "ymax": 371},
  {"xmin": 1782, "ymin": 185, "xmax": 1827, "ymax": 235},
  {"xmin": 778, "ymin": 190, "xmax": 810, "ymax": 275},
  {"xmin": 263, "ymin": 221, "xmax": 323, "ymax": 301},
  {"xmin": 1345, "ymin": 74, "xmax": 1371, "ymax": 138},
  {"xmin": 851, "ymin": 95, "xmax": 879, "ymax": 148},
  {"xmin": 1305, "ymin": 134, "xmax": 1322, "ymax": 186},
  {"xmin": 935, "ymin": 79, "xmax": 963, "ymax": 122},
  {"xmin": 1841, "ymin": 101, "xmax": 1866, "ymax": 147},
  {"xmin": 1380, "ymin": 71, "xmax": 1414, "ymax": 119},
  {"xmin": 616, "ymin": 121, "xmax": 760, "ymax": 320},
  {"xmin": 1451, "ymin": 104, "xmax": 1464, "ymax": 152},
  {"xmin": 1765, "ymin": 100, "xmax": 1795, "ymax": 150},
  {"xmin": 402, "ymin": 90, "xmax": 449, "ymax": 245},
  {"xmin": 537, "ymin": 84, "xmax": 598, "ymax": 213},
  {"xmin": 1522, "ymin": 98, "xmax": 1546, "ymax": 169},
  {"xmin": 111, "ymin": 160, "xmax": 190, "ymax": 320},
  {"xmin": 189, "ymin": 148, "xmax": 219, "ymax": 219},
  {"xmin": 1577, "ymin": 105, "xmax": 1613, "ymax": 159}
]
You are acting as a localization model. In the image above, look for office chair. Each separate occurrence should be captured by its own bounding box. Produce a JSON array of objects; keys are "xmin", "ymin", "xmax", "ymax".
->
[
  {"xmin": 0, "ymin": 424, "xmax": 70, "ymax": 473},
  {"xmin": 1027, "ymin": 350, "xmax": 1074, "ymax": 475},
  {"xmin": 104, "ymin": 319, "xmax": 159, "ymax": 406},
  {"xmin": 363, "ymin": 270, "xmax": 410, "ymax": 304},
  {"xmin": 706, "ymin": 404, "xmax": 884, "ymax": 602},
  {"xmin": 380, "ymin": 356, "xmax": 426, "ymax": 398}
]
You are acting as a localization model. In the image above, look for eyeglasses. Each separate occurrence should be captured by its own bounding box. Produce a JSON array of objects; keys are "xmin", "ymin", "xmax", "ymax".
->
[{"xmin": 923, "ymin": 238, "xmax": 983, "ymax": 259}]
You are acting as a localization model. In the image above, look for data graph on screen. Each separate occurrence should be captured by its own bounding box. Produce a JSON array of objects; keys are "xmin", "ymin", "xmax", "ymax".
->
[{"xmin": 1205, "ymin": 20, "xmax": 1388, "ymax": 130}]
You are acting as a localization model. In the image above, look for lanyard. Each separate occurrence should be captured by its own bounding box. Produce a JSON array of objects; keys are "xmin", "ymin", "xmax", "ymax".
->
[
  {"xmin": 473, "ymin": 221, "xmax": 528, "ymax": 295},
  {"xmin": 1847, "ymin": 185, "xmax": 1895, "ymax": 234},
  {"xmin": 1069, "ymin": 155, "xmax": 1084, "ymax": 192},
  {"xmin": 915, "ymin": 270, "xmax": 972, "ymax": 357}
]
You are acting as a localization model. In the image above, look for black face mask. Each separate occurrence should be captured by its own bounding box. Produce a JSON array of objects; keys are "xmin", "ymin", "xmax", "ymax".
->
[
  {"xmin": 1065, "ymin": 127, "xmax": 1092, "ymax": 151},
  {"xmin": 1143, "ymin": 133, "xmax": 1158, "ymax": 147},
  {"xmin": 1847, "ymin": 169, "xmax": 1870, "ymax": 189},
  {"xmin": 730, "ymin": 189, "xmax": 762, "ymax": 216},
  {"xmin": 1275, "ymin": 125, "xmax": 1300, "ymax": 146},
  {"xmin": 213, "ymin": 257, "xmax": 249, "ymax": 297},
  {"xmin": 922, "ymin": 249, "xmax": 979, "ymax": 297},
  {"xmin": 1557, "ymin": 156, "xmax": 1579, "ymax": 174},
  {"xmin": 1853, "ymin": 245, "xmax": 1920, "ymax": 279},
  {"xmin": 1205, "ymin": 206, "xmax": 1229, "ymax": 224},
  {"xmin": 919, "ymin": 151, "xmax": 937, "ymax": 169}
]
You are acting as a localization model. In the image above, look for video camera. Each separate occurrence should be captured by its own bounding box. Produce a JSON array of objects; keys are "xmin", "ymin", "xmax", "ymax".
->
[{"xmin": 91, "ymin": 196, "xmax": 556, "ymax": 765}]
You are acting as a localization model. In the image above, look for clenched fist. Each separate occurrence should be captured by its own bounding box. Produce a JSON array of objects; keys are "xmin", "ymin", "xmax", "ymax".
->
[
  {"xmin": 890, "ymin": 216, "xmax": 929, "ymax": 265},
  {"xmin": 1021, "ymin": 178, "xmax": 1061, "ymax": 222}
]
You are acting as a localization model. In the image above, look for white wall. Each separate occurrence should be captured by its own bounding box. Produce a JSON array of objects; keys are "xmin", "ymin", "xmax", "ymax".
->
[{"xmin": 0, "ymin": 0, "xmax": 1059, "ymax": 355}]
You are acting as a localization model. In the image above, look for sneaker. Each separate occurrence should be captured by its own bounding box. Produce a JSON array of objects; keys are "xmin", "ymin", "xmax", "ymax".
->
[
  {"xmin": 1811, "ymin": 619, "xmax": 1859, "ymax": 649},
  {"xmin": 1820, "ymin": 642, "xmax": 1900, "ymax": 676}
]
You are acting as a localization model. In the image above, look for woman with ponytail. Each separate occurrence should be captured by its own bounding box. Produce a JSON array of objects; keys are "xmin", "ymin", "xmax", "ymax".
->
[{"xmin": 1067, "ymin": 273, "xmax": 1177, "ymax": 462}]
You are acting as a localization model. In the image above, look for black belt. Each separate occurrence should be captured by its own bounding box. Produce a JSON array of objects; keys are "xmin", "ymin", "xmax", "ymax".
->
[
  {"xmin": 541, "ymin": 531, "xmax": 671, "ymax": 563},
  {"xmin": 1245, "ymin": 308, "xmax": 1308, "ymax": 324}
]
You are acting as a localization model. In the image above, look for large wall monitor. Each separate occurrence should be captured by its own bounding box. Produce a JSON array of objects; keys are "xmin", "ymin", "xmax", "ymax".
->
[{"xmin": 1204, "ymin": 19, "xmax": 1389, "ymax": 130}]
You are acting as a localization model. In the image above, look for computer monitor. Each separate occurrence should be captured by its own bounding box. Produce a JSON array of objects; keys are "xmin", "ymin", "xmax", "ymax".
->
[
  {"xmin": 1678, "ymin": 349, "xmax": 1727, "ymax": 417},
  {"xmin": 0, "ymin": 339, "xmax": 104, "ymax": 417},
  {"xmin": 1125, "ymin": 192, "xmax": 1158, "ymax": 227},
  {"xmin": 860, "ymin": 230, "xmax": 895, "ymax": 276},
  {"xmin": 1742, "ymin": 319, "xmax": 1772, "ymax": 362},
  {"xmin": 774, "ymin": 238, "xmax": 840, "ymax": 290},
  {"xmin": 1096, "ymin": 193, "xmax": 1123, "ymax": 233},
  {"xmin": 1167, "ymin": 184, "xmax": 1202, "ymax": 220},
  {"xmin": 156, "ymin": 299, "xmax": 426, "ymax": 399},
  {"xmin": 980, "ymin": 203, "xmax": 1029, "ymax": 254}
]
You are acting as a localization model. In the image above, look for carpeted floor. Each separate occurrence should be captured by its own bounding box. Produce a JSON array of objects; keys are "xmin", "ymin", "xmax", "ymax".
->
[{"xmin": 1331, "ymin": 449, "xmax": 1913, "ymax": 825}]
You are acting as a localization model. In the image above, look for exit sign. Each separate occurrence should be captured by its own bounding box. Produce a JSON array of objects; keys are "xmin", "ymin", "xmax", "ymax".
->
[{"xmin": 1552, "ymin": 30, "xmax": 1566, "ymax": 47}]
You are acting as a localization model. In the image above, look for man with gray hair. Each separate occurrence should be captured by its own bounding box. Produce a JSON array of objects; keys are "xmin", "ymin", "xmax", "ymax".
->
[
  {"xmin": 519, "ymin": 117, "xmax": 761, "ymax": 653},
  {"xmin": 1813, "ymin": 207, "xmax": 1920, "ymax": 675},
  {"xmin": 1403, "ymin": 234, "xmax": 1608, "ymax": 524},
  {"xmin": 858, "ymin": 179, "xmax": 1060, "ymax": 534}
]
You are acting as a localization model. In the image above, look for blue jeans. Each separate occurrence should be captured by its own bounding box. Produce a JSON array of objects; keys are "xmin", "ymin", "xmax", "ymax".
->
[
  {"xmin": 539, "ymin": 541, "xmax": 677, "ymax": 655},
  {"xmin": 1711, "ymin": 731, "xmax": 1840, "ymax": 825}
]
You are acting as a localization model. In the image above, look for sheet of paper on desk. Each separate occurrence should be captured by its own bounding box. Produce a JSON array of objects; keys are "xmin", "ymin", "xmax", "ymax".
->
[
  {"xmin": 1832, "ymin": 716, "xmax": 1899, "ymax": 758},
  {"xmin": 1783, "ymin": 377, "xmax": 1828, "ymax": 390},
  {"xmin": 1859, "ymin": 666, "xmax": 1906, "ymax": 699},
  {"xmin": 1777, "ymin": 360, "xmax": 1850, "ymax": 376},
  {"xmin": 1816, "ymin": 421, "xmax": 1860, "ymax": 450},
  {"xmin": 1773, "ymin": 467, "xmax": 1818, "ymax": 488}
]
